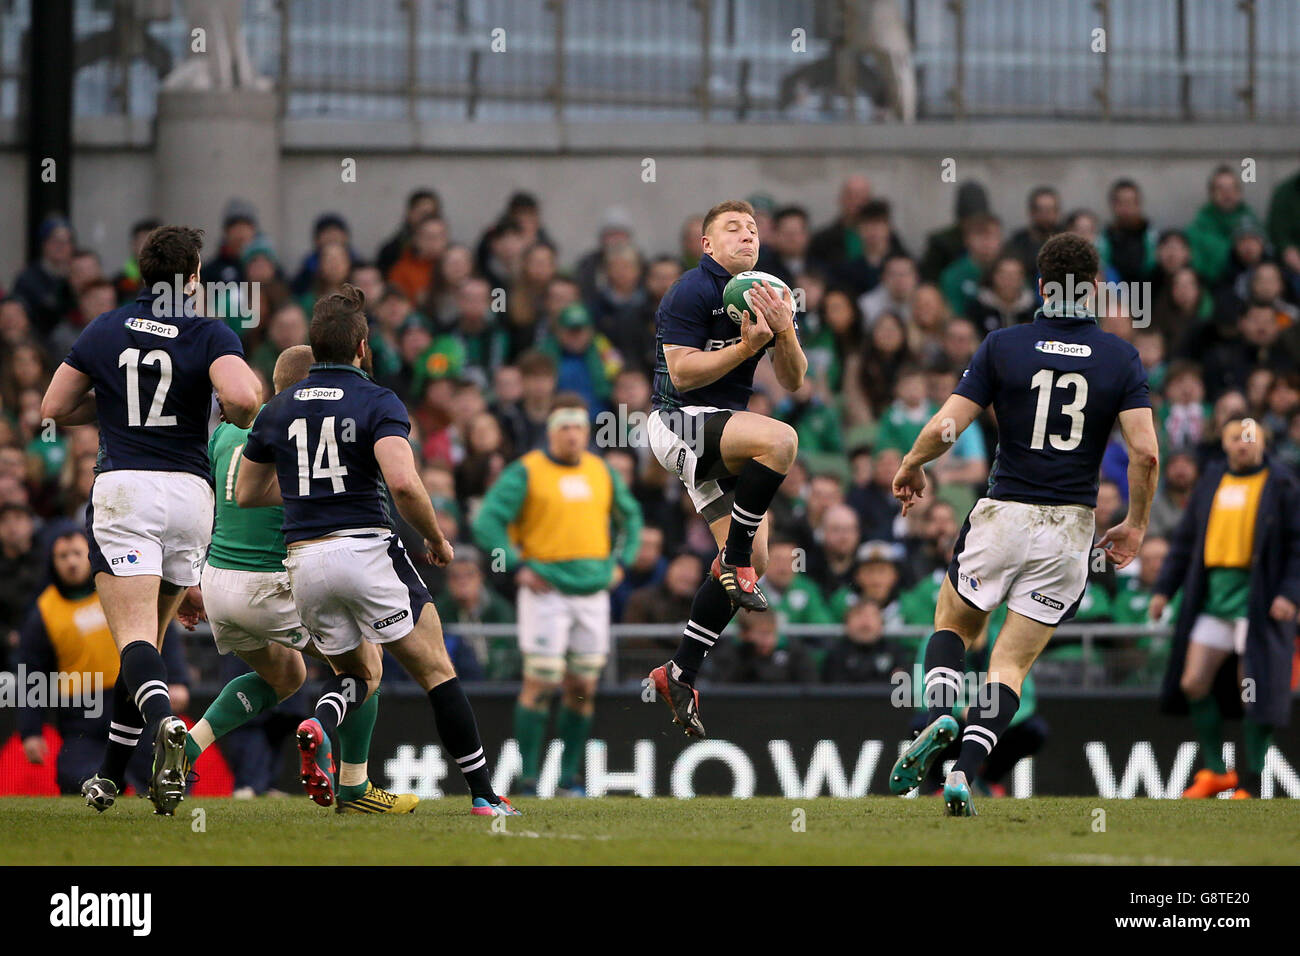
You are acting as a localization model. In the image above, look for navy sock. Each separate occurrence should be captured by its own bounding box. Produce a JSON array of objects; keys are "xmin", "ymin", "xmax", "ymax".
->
[
  {"xmin": 428, "ymin": 678, "xmax": 497, "ymax": 801},
  {"xmin": 100, "ymin": 678, "xmax": 144, "ymax": 785},
  {"xmin": 119, "ymin": 640, "xmax": 172, "ymax": 727},
  {"xmin": 923, "ymin": 630, "xmax": 967, "ymax": 724},
  {"xmin": 954, "ymin": 682, "xmax": 1021, "ymax": 780},
  {"xmin": 314, "ymin": 673, "xmax": 365, "ymax": 741},
  {"xmin": 670, "ymin": 575, "xmax": 737, "ymax": 684},
  {"xmin": 724, "ymin": 460, "xmax": 786, "ymax": 566}
]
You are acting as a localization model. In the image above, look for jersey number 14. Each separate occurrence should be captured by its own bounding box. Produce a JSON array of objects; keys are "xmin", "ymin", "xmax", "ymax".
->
[
  {"xmin": 1029, "ymin": 368, "xmax": 1087, "ymax": 451},
  {"xmin": 288, "ymin": 416, "xmax": 349, "ymax": 495}
]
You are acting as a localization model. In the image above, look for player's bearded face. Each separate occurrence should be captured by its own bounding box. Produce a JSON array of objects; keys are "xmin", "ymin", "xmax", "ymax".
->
[{"xmin": 360, "ymin": 339, "xmax": 374, "ymax": 375}]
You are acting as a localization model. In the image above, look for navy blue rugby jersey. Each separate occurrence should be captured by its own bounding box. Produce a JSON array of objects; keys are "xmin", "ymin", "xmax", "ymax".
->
[
  {"xmin": 952, "ymin": 307, "xmax": 1150, "ymax": 507},
  {"xmin": 64, "ymin": 290, "xmax": 243, "ymax": 482},
  {"xmin": 242, "ymin": 363, "xmax": 410, "ymax": 543},
  {"xmin": 652, "ymin": 253, "xmax": 796, "ymax": 411}
]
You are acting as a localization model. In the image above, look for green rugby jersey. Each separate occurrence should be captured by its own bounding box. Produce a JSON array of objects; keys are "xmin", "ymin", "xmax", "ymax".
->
[{"xmin": 207, "ymin": 414, "xmax": 287, "ymax": 573}]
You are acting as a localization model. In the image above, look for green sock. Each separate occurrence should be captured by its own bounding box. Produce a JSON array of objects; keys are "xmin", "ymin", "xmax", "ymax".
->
[
  {"xmin": 1188, "ymin": 695, "xmax": 1226, "ymax": 774},
  {"xmin": 556, "ymin": 706, "xmax": 594, "ymax": 788},
  {"xmin": 1242, "ymin": 716, "xmax": 1273, "ymax": 774},
  {"xmin": 514, "ymin": 702, "xmax": 550, "ymax": 783},
  {"xmin": 336, "ymin": 691, "xmax": 380, "ymax": 803},
  {"xmin": 186, "ymin": 672, "xmax": 281, "ymax": 763}
]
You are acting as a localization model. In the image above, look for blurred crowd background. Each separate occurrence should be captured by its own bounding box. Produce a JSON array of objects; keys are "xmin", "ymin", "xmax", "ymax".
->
[{"xmin": 5, "ymin": 162, "xmax": 1300, "ymax": 695}]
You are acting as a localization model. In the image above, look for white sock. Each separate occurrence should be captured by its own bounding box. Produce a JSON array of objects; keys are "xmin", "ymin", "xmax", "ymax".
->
[
  {"xmin": 190, "ymin": 719, "xmax": 215, "ymax": 754},
  {"xmin": 339, "ymin": 761, "xmax": 368, "ymax": 788}
]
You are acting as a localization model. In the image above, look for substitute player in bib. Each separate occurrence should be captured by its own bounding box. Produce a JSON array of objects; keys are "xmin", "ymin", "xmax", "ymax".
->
[
  {"xmin": 472, "ymin": 392, "xmax": 642, "ymax": 796},
  {"xmin": 1152, "ymin": 418, "xmax": 1300, "ymax": 800},
  {"xmin": 888, "ymin": 233, "xmax": 1161, "ymax": 815},
  {"xmin": 236, "ymin": 284, "xmax": 518, "ymax": 816},
  {"xmin": 645, "ymin": 199, "xmax": 807, "ymax": 738},
  {"xmin": 41, "ymin": 225, "xmax": 262, "ymax": 815},
  {"xmin": 183, "ymin": 344, "xmax": 416, "ymax": 813}
]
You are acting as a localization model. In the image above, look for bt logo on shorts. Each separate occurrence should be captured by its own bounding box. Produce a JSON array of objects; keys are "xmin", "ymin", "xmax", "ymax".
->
[
  {"xmin": 1031, "ymin": 591, "xmax": 1065, "ymax": 611},
  {"xmin": 373, "ymin": 610, "xmax": 409, "ymax": 630},
  {"xmin": 110, "ymin": 549, "xmax": 143, "ymax": 567},
  {"xmin": 959, "ymin": 570, "xmax": 980, "ymax": 591}
]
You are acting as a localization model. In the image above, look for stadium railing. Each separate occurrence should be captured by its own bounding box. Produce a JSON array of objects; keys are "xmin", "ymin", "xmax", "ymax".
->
[
  {"xmin": 431, "ymin": 620, "xmax": 1175, "ymax": 691},
  {"xmin": 6, "ymin": 0, "xmax": 1293, "ymax": 123}
]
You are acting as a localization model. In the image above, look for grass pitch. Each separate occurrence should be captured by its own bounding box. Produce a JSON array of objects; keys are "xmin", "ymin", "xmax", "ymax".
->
[{"xmin": 2, "ymin": 795, "xmax": 1297, "ymax": 865}]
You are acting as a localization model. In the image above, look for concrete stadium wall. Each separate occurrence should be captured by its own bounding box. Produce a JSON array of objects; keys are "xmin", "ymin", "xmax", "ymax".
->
[{"xmin": 3, "ymin": 120, "xmax": 1298, "ymax": 292}]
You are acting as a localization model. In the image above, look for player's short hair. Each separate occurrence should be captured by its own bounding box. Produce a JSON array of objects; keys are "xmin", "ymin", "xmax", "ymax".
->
[
  {"xmin": 139, "ymin": 225, "xmax": 204, "ymax": 285},
  {"xmin": 273, "ymin": 344, "xmax": 315, "ymax": 394},
  {"xmin": 702, "ymin": 199, "xmax": 756, "ymax": 235},
  {"xmin": 1036, "ymin": 233, "xmax": 1100, "ymax": 292},
  {"xmin": 309, "ymin": 282, "xmax": 368, "ymax": 364}
]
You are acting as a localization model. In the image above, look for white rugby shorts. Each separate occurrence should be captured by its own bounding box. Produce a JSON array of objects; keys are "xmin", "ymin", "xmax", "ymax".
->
[
  {"xmin": 282, "ymin": 531, "xmax": 432, "ymax": 656},
  {"xmin": 201, "ymin": 564, "xmax": 310, "ymax": 656},
  {"xmin": 88, "ymin": 470, "xmax": 213, "ymax": 587},
  {"xmin": 647, "ymin": 405, "xmax": 736, "ymax": 523},
  {"xmin": 948, "ymin": 497, "xmax": 1095, "ymax": 625}
]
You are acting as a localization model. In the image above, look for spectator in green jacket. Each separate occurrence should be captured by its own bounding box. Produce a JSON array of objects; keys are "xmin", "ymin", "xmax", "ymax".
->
[
  {"xmin": 1265, "ymin": 166, "xmax": 1300, "ymax": 280},
  {"xmin": 1185, "ymin": 164, "xmax": 1264, "ymax": 285},
  {"xmin": 763, "ymin": 538, "xmax": 836, "ymax": 626},
  {"xmin": 939, "ymin": 213, "xmax": 1003, "ymax": 316}
]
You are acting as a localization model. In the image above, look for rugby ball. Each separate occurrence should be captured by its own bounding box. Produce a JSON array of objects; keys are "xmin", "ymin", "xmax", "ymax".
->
[{"xmin": 723, "ymin": 271, "xmax": 791, "ymax": 326}]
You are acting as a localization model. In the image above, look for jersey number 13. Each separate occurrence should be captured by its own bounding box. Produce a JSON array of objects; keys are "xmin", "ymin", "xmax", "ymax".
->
[{"xmin": 1029, "ymin": 368, "xmax": 1088, "ymax": 451}]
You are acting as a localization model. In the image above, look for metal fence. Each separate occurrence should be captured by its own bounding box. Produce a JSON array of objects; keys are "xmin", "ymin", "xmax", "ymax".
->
[{"xmin": 0, "ymin": 0, "xmax": 1294, "ymax": 124}]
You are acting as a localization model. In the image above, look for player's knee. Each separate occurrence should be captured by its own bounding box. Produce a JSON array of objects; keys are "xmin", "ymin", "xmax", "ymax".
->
[
  {"xmin": 766, "ymin": 422, "xmax": 798, "ymax": 470},
  {"xmin": 272, "ymin": 654, "xmax": 307, "ymax": 700},
  {"xmin": 566, "ymin": 654, "xmax": 606, "ymax": 683},
  {"xmin": 1180, "ymin": 671, "xmax": 1210, "ymax": 700},
  {"xmin": 523, "ymin": 655, "xmax": 566, "ymax": 685}
]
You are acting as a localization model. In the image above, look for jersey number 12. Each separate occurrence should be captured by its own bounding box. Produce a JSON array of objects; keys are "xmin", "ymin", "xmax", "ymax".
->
[
  {"xmin": 119, "ymin": 348, "xmax": 177, "ymax": 427},
  {"xmin": 1029, "ymin": 368, "xmax": 1088, "ymax": 451},
  {"xmin": 288, "ymin": 416, "xmax": 349, "ymax": 495}
]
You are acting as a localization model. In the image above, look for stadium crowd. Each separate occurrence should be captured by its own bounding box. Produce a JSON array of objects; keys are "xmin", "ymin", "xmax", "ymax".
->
[{"xmin": 5, "ymin": 164, "xmax": 1300, "ymax": 692}]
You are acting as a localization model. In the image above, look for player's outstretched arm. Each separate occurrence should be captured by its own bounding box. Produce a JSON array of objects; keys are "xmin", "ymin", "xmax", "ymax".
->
[
  {"xmin": 234, "ymin": 456, "xmax": 282, "ymax": 508},
  {"xmin": 40, "ymin": 363, "xmax": 97, "ymax": 426},
  {"xmin": 375, "ymin": 435, "xmax": 453, "ymax": 566},
  {"xmin": 1099, "ymin": 406, "xmax": 1160, "ymax": 570},
  {"xmin": 210, "ymin": 354, "xmax": 262, "ymax": 429},
  {"xmin": 893, "ymin": 393, "xmax": 983, "ymax": 515}
]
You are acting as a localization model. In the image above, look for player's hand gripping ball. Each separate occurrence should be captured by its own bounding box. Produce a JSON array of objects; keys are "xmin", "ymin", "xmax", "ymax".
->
[{"xmin": 723, "ymin": 271, "xmax": 792, "ymax": 326}]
